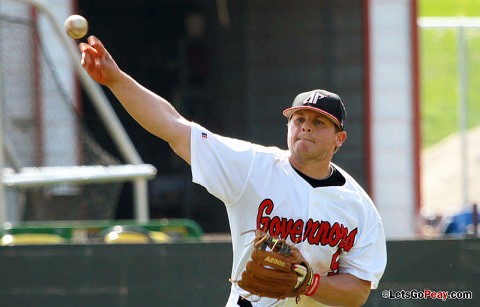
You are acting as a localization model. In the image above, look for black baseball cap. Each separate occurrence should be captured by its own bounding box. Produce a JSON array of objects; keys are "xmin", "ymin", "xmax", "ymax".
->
[{"xmin": 283, "ymin": 89, "xmax": 347, "ymax": 131}]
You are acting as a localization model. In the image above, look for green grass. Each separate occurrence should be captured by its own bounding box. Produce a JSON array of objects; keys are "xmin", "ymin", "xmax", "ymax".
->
[
  {"xmin": 419, "ymin": 0, "xmax": 480, "ymax": 17},
  {"xmin": 419, "ymin": 0, "xmax": 480, "ymax": 148}
]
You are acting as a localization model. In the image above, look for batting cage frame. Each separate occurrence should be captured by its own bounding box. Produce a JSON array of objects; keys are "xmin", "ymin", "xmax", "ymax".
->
[{"xmin": 0, "ymin": 0, "xmax": 156, "ymax": 225}]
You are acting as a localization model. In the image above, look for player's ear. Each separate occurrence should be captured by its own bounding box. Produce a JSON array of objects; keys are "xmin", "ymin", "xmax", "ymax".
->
[{"xmin": 335, "ymin": 131, "xmax": 347, "ymax": 147}]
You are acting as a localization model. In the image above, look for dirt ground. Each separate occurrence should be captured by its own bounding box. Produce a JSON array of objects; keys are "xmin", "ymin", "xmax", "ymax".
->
[{"xmin": 421, "ymin": 125, "xmax": 480, "ymax": 218}]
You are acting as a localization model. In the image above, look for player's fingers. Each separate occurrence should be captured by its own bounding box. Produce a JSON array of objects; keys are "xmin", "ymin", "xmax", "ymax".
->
[
  {"xmin": 292, "ymin": 265, "xmax": 308, "ymax": 289},
  {"xmin": 87, "ymin": 35, "xmax": 98, "ymax": 45},
  {"xmin": 78, "ymin": 42, "xmax": 89, "ymax": 52},
  {"xmin": 80, "ymin": 50, "xmax": 95, "ymax": 72},
  {"xmin": 79, "ymin": 42, "xmax": 98, "ymax": 61},
  {"xmin": 292, "ymin": 265, "xmax": 307, "ymax": 276},
  {"xmin": 87, "ymin": 35, "xmax": 107, "ymax": 57}
]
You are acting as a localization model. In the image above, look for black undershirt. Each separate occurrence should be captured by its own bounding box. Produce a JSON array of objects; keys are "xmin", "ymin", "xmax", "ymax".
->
[{"xmin": 293, "ymin": 165, "xmax": 346, "ymax": 187}]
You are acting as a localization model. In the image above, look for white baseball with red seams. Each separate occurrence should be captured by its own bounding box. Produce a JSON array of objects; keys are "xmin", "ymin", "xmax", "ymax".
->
[
  {"xmin": 64, "ymin": 15, "xmax": 88, "ymax": 39},
  {"xmin": 190, "ymin": 123, "xmax": 387, "ymax": 306}
]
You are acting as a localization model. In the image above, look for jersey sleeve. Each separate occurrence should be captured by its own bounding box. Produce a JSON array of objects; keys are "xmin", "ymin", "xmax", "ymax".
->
[
  {"xmin": 339, "ymin": 219, "xmax": 387, "ymax": 289},
  {"xmin": 190, "ymin": 123, "xmax": 255, "ymax": 205}
]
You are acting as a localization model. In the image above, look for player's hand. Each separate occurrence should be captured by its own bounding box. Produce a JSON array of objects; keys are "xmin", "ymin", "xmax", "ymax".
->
[
  {"xmin": 79, "ymin": 35, "xmax": 121, "ymax": 86},
  {"xmin": 236, "ymin": 231, "xmax": 320, "ymax": 302}
]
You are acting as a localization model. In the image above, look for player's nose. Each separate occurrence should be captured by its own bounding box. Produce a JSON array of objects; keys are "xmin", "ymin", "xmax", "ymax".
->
[{"xmin": 301, "ymin": 124, "xmax": 312, "ymax": 133}]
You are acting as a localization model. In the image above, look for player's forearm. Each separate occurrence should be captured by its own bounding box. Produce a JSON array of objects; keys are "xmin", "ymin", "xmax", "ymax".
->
[
  {"xmin": 108, "ymin": 71, "xmax": 192, "ymax": 161},
  {"xmin": 309, "ymin": 273, "xmax": 371, "ymax": 306}
]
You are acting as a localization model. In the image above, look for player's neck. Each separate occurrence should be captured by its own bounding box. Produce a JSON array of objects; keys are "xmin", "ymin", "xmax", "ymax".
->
[{"xmin": 289, "ymin": 157, "xmax": 333, "ymax": 180}]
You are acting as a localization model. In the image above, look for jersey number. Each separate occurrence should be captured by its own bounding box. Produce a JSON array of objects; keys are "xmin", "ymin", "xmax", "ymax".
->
[{"xmin": 328, "ymin": 249, "xmax": 342, "ymax": 276}]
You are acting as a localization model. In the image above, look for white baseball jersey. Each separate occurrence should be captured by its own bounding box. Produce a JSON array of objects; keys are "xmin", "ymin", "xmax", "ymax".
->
[{"xmin": 190, "ymin": 123, "xmax": 387, "ymax": 307}]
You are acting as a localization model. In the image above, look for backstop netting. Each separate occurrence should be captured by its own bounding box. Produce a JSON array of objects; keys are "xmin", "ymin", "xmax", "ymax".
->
[{"xmin": 0, "ymin": 4, "xmax": 125, "ymax": 221}]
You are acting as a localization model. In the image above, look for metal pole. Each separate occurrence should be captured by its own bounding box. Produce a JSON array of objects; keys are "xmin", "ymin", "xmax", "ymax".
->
[
  {"xmin": 0, "ymin": 12, "xmax": 7, "ymax": 225},
  {"xmin": 133, "ymin": 179, "xmax": 149, "ymax": 222},
  {"xmin": 0, "ymin": 72, "xmax": 7, "ymax": 226},
  {"xmin": 457, "ymin": 25, "xmax": 469, "ymax": 208}
]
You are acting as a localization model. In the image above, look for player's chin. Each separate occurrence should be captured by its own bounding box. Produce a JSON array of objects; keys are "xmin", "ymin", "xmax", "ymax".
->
[
  {"xmin": 294, "ymin": 140, "xmax": 315, "ymax": 152},
  {"xmin": 291, "ymin": 146, "xmax": 315, "ymax": 161}
]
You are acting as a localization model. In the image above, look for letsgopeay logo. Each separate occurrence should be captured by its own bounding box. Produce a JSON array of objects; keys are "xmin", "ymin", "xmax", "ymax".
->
[{"xmin": 264, "ymin": 256, "xmax": 286, "ymax": 268}]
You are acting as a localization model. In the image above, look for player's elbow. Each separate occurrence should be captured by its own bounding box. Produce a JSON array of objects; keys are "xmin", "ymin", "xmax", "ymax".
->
[
  {"xmin": 360, "ymin": 291, "xmax": 371, "ymax": 306},
  {"xmin": 343, "ymin": 279, "xmax": 371, "ymax": 306},
  {"xmin": 341, "ymin": 289, "xmax": 370, "ymax": 307},
  {"xmin": 355, "ymin": 284, "xmax": 371, "ymax": 306}
]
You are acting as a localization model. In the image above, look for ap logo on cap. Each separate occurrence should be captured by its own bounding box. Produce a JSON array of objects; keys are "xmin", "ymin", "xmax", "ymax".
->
[{"xmin": 303, "ymin": 92, "xmax": 326, "ymax": 105}]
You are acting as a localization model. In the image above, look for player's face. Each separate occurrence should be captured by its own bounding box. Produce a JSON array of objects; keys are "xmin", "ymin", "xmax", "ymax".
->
[{"xmin": 287, "ymin": 110, "xmax": 346, "ymax": 164}]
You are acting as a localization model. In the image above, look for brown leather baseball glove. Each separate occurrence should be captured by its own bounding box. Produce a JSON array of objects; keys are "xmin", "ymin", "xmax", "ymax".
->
[{"xmin": 237, "ymin": 230, "xmax": 320, "ymax": 303}]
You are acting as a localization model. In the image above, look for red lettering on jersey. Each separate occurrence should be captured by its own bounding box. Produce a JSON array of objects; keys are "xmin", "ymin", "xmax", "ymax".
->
[
  {"xmin": 257, "ymin": 199, "xmax": 274, "ymax": 233},
  {"xmin": 290, "ymin": 219, "xmax": 304, "ymax": 243},
  {"xmin": 339, "ymin": 227, "xmax": 357, "ymax": 252},
  {"xmin": 256, "ymin": 198, "xmax": 358, "ymax": 251},
  {"xmin": 256, "ymin": 199, "xmax": 304, "ymax": 242},
  {"xmin": 318, "ymin": 220, "xmax": 333, "ymax": 246}
]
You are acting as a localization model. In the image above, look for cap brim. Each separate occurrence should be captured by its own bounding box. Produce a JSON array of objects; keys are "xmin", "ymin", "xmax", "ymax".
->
[{"xmin": 282, "ymin": 106, "xmax": 342, "ymax": 130}]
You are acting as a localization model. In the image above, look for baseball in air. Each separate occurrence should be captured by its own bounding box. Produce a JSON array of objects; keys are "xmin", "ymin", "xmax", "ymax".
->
[{"xmin": 64, "ymin": 15, "xmax": 88, "ymax": 39}]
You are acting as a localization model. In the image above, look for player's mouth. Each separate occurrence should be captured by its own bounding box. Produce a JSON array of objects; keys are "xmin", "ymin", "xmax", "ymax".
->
[{"xmin": 296, "ymin": 137, "xmax": 315, "ymax": 144}]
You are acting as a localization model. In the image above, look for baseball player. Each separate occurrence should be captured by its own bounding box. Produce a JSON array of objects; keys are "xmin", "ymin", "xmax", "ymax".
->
[{"xmin": 79, "ymin": 36, "xmax": 387, "ymax": 306}]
